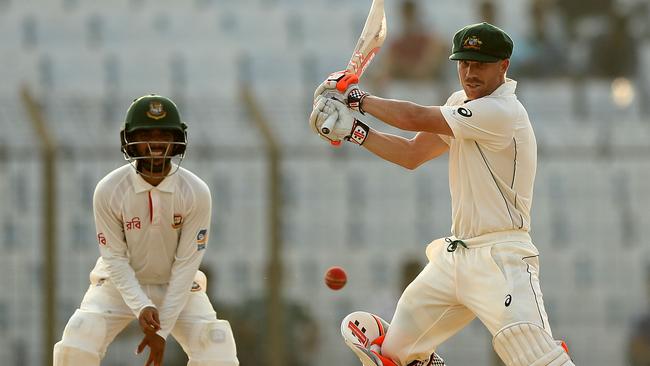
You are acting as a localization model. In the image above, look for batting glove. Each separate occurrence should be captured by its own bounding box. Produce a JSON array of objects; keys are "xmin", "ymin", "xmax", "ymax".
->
[
  {"xmin": 313, "ymin": 71, "xmax": 370, "ymax": 114},
  {"xmin": 310, "ymin": 95, "xmax": 370, "ymax": 145},
  {"xmin": 310, "ymin": 95, "xmax": 342, "ymax": 144}
]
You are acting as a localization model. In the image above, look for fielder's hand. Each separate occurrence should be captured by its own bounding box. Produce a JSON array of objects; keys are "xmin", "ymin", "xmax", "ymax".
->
[
  {"xmin": 136, "ymin": 332, "xmax": 166, "ymax": 366},
  {"xmin": 310, "ymin": 95, "xmax": 370, "ymax": 145},
  {"xmin": 313, "ymin": 71, "xmax": 370, "ymax": 114},
  {"xmin": 138, "ymin": 306, "xmax": 161, "ymax": 335}
]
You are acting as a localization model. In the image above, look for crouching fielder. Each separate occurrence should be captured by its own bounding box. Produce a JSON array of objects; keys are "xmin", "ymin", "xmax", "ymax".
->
[
  {"xmin": 54, "ymin": 95, "xmax": 239, "ymax": 366},
  {"xmin": 311, "ymin": 23, "xmax": 573, "ymax": 366}
]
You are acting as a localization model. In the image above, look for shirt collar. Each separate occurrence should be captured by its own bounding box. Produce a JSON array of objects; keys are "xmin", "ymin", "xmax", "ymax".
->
[
  {"xmin": 130, "ymin": 163, "xmax": 177, "ymax": 193},
  {"xmin": 462, "ymin": 78, "xmax": 517, "ymax": 102},
  {"xmin": 490, "ymin": 78, "xmax": 517, "ymax": 96}
]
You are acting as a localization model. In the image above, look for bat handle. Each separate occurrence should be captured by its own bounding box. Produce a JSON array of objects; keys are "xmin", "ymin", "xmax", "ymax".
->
[
  {"xmin": 320, "ymin": 112, "xmax": 338, "ymax": 135},
  {"xmin": 320, "ymin": 113, "xmax": 342, "ymax": 147}
]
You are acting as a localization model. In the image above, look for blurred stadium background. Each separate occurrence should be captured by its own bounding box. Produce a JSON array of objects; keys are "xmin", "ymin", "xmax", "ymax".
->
[{"xmin": 1, "ymin": 0, "xmax": 650, "ymax": 365}]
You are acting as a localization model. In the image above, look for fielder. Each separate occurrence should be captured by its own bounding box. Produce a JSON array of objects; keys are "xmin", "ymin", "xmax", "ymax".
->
[
  {"xmin": 310, "ymin": 23, "xmax": 574, "ymax": 366},
  {"xmin": 54, "ymin": 95, "xmax": 239, "ymax": 366}
]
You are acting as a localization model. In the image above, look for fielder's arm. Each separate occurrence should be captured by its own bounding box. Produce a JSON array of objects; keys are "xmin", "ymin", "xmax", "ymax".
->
[
  {"xmin": 155, "ymin": 182, "xmax": 211, "ymax": 340},
  {"xmin": 361, "ymin": 96, "xmax": 454, "ymax": 136},
  {"xmin": 363, "ymin": 130, "xmax": 449, "ymax": 170},
  {"xmin": 94, "ymin": 183, "xmax": 156, "ymax": 317}
]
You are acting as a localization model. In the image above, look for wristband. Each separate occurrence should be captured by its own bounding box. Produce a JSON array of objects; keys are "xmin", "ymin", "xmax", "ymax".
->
[
  {"xmin": 348, "ymin": 89, "xmax": 370, "ymax": 114},
  {"xmin": 346, "ymin": 120, "xmax": 370, "ymax": 145}
]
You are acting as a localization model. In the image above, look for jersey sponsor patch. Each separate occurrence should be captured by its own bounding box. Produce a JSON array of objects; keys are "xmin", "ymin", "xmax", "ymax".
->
[
  {"xmin": 125, "ymin": 216, "xmax": 142, "ymax": 230},
  {"xmin": 97, "ymin": 233, "xmax": 107, "ymax": 246},
  {"xmin": 196, "ymin": 229, "xmax": 207, "ymax": 250}
]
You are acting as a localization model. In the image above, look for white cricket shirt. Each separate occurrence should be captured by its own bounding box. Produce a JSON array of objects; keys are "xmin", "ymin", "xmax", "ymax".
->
[
  {"xmin": 90, "ymin": 163, "xmax": 211, "ymax": 338},
  {"xmin": 439, "ymin": 79, "xmax": 536, "ymax": 239}
]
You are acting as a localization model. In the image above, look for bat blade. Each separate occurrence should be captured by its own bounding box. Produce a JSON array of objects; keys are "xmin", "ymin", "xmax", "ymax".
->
[
  {"xmin": 346, "ymin": 0, "xmax": 387, "ymax": 77},
  {"xmin": 321, "ymin": 0, "xmax": 387, "ymax": 138}
]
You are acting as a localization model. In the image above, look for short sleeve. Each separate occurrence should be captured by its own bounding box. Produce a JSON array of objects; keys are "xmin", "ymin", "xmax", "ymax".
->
[{"xmin": 440, "ymin": 98, "xmax": 515, "ymax": 150}]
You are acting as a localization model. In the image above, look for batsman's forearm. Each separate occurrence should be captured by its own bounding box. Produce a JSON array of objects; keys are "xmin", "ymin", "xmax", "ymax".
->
[
  {"xmin": 362, "ymin": 96, "xmax": 424, "ymax": 130},
  {"xmin": 363, "ymin": 131, "xmax": 420, "ymax": 170},
  {"xmin": 362, "ymin": 96, "xmax": 447, "ymax": 134}
]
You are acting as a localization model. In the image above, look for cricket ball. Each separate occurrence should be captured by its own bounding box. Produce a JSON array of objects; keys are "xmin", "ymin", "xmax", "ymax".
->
[{"xmin": 324, "ymin": 266, "xmax": 347, "ymax": 290}]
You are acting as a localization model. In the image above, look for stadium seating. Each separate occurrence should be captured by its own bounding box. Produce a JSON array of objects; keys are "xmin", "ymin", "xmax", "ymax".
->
[{"xmin": 1, "ymin": 1, "xmax": 649, "ymax": 365}]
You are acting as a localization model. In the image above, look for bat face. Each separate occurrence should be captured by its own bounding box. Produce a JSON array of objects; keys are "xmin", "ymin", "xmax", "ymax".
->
[
  {"xmin": 318, "ymin": 0, "xmax": 387, "ymax": 140},
  {"xmin": 346, "ymin": 0, "xmax": 387, "ymax": 77}
]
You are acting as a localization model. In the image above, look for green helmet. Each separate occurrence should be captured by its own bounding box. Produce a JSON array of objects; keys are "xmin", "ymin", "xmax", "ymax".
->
[{"xmin": 120, "ymin": 94, "xmax": 188, "ymax": 157}]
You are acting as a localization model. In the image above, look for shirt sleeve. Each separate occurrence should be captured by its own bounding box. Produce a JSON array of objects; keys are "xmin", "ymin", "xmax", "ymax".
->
[
  {"xmin": 94, "ymin": 182, "xmax": 155, "ymax": 317},
  {"xmin": 440, "ymin": 98, "xmax": 515, "ymax": 150},
  {"xmin": 156, "ymin": 182, "xmax": 211, "ymax": 339}
]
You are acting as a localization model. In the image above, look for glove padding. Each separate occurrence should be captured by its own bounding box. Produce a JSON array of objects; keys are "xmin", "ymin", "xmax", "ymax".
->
[
  {"xmin": 309, "ymin": 95, "xmax": 342, "ymax": 144},
  {"xmin": 309, "ymin": 95, "xmax": 370, "ymax": 145},
  {"xmin": 313, "ymin": 71, "xmax": 370, "ymax": 114}
]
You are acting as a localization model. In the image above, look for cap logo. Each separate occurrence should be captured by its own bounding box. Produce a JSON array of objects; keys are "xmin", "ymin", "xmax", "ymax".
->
[
  {"xmin": 146, "ymin": 101, "xmax": 167, "ymax": 120},
  {"xmin": 463, "ymin": 36, "xmax": 482, "ymax": 50}
]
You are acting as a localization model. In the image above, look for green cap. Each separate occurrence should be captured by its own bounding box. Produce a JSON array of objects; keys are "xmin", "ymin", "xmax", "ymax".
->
[
  {"xmin": 123, "ymin": 94, "xmax": 186, "ymax": 134},
  {"xmin": 449, "ymin": 22, "xmax": 513, "ymax": 62}
]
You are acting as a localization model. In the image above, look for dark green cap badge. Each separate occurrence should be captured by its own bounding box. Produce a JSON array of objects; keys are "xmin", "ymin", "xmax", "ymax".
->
[{"xmin": 449, "ymin": 22, "xmax": 513, "ymax": 62}]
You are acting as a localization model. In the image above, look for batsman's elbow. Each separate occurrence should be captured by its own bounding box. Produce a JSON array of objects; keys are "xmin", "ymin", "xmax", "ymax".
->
[
  {"xmin": 399, "ymin": 139, "xmax": 440, "ymax": 170},
  {"xmin": 400, "ymin": 154, "xmax": 426, "ymax": 170}
]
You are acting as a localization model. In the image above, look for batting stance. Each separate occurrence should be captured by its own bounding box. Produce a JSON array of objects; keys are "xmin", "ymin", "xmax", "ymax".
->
[
  {"xmin": 54, "ymin": 95, "xmax": 239, "ymax": 366},
  {"xmin": 310, "ymin": 23, "xmax": 573, "ymax": 366}
]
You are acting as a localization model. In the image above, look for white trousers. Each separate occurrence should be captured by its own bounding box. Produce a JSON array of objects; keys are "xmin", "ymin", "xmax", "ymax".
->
[
  {"xmin": 382, "ymin": 231, "xmax": 552, "ymax": 365},
  {"xmin": 54, "ymin": 273, "xmax": 238, "ymax": 366}
]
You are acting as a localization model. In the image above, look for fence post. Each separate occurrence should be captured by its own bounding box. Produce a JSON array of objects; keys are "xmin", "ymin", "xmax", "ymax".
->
[{"xmin": 21, "ymin": 86, "xmax": 57, "ymax": 366}]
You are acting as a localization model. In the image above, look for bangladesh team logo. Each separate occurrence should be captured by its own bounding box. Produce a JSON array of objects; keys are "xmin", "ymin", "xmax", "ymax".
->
[
  {"xmin": 172, "ymin": 214, "xmax": 183, "ymax": 229},
  {"xmin": 146, "ymin": 101, "xmax": 167, "ymax": 120}
]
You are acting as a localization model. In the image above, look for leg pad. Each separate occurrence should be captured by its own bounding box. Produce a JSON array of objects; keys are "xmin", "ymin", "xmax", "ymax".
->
[
  {"xmin": 53, "ymin": 343, "xmax": 100, "ymax": 366},
  {"xmin": 493, "ymin": 322, "xmax": 574, "ymax": 366},
  {"xmin": 175, "ymin": 319, "xmax": 238, "ymax": 366}
]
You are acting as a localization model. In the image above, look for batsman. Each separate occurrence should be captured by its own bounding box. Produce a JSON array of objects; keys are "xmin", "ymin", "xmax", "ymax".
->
[{"xmin": 310, "ymin": 22, "xmax": 574, "ymax": 366}]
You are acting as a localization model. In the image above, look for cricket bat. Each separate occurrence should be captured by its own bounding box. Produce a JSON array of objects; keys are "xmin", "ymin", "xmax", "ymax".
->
[{"xmin": 320, "ymin": 0, "xmax": 387, "ymax": 138}]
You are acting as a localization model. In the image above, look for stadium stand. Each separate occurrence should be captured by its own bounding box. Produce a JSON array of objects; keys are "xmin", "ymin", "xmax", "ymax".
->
[{"xmin": 1, "ymin": 0, "xmax": 649, "ymax": 365}]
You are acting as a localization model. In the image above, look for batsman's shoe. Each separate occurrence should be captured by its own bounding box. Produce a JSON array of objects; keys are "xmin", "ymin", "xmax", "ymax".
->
[
  {"xmin": 341, "ymin": 312, "xmax": 397, "ymax": 366},
  {"xmin": 346, "ymin": 342, "xmax": 397, "ymax": 366},
  {"xmin": 557, "ymin": 340, "xmax": 571, "ymax": 358}
]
